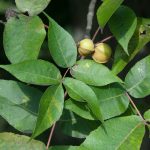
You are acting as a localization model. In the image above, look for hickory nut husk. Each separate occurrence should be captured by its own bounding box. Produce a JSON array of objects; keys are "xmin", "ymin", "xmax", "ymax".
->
[
  {"xmin": 92, "ymin": 43, "xmax": 112, "ymax": 63},
  {"xmin": 78, "ymin": 39, "xmax": 94, "ymax": 56}
]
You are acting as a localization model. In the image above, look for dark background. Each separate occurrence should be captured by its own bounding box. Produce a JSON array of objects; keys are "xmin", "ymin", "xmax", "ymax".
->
[{"xmin": 0, "ymin": 0, "xmax": 149, "ymax": 149}]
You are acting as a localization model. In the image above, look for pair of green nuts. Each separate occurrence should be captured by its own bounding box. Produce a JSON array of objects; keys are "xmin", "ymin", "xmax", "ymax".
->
[{"xmin": 78, "ymin": 39, "xmax": 112, "ymax": 63}]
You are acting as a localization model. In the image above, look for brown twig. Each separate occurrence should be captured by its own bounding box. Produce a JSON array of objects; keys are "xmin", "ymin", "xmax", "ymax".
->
[
  {"xmin": 99, "ymin": 35, "xmax": 113, "ymax": 43},
  {"xmin": 46, "ymin": 123, "xmax": 56, "ymax": 149},
  {"xmin": 126, "ymin": 93, "xmax": 148, "ymax": 125},
  {"xmin": 92, "ymin": 27, "xmax": 100, "ymax": 41},
  {"xmin": 62, "ymin": 68, "xmax": 70, "ymax": 79},
  {"xmin": 44, "ymin": 24, "xmax": 49, "ymax": 29},
  {"xmin": 64, "ymin": 91, "xmax": 68, "ymax": 98}
]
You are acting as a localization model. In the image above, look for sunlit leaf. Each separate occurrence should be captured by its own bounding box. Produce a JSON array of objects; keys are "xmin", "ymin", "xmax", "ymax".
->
[
  {"xmin": 32, "ymin": 85, "xmax": 64, "ymax": 138},
  {"xmin": 79, "ymin": 116, "xmax": 145, "ymax": 150},
  {"xmin": 112, "ymin": 18, "xmax": 150, "ymax": 74},
  {"xmin": 91, "ymin": 83, "xmax": 129, "ymax": 120},
  {"xmin": 144, "ymin": 109, "xmax": 150, "ymax": 122},
  {"xmin": 47, "ymin": 15, "xmax": 77, "ymax": 68},
  {"xmin": 0, "ymin": 60, "xmax": 62, "ymax": 86},
  {"xmin": 125, "ymin": 56, "xmax": 150, "ymax": 98},
  {"xmin": 3, "ymin": 15, "xmax": 46, "ymax": 64},
  {"xmin": 15, "ymin": 0, "xmax": 52, "ymax": 16},
  {"xmin": 65, "ymin": 98, "xmax": 96, "ymax": 120},
  {"xmin": 109, "ymin": 6, "xmax": 137, "ymax": 54},
  {"xmin": 63, "ymin": 77, "xmax": 103, "ymax": 121},
  {"xmin": 0, "ymin": 132, "xmax": 46, "ymax": 149},
  {"xmin": 97, "ymin": 0, "xmax": 124, "ymax": 28},
  {"xmin": 71, "ymin": 59, "xmax": 122, "ymax": 86}
]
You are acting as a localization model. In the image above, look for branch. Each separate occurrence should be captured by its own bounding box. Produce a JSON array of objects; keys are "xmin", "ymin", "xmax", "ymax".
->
[
  {"xmin": 62, "ymin": 68, "xmax": 70, "ymax": 79},
  {"xmin": 85, "ymin": 0, "xmax": 97, "ymax": 38},
  {"xmin": 46, "ymin": 123, "xmax": 56, "ymax": 149},
  {"xmin": 126, "ymin": 93, "xmax": 148, "ymax": 125},
  {"xmin": 92, "ymin": 27, "xmax": 100, "ymax": 41},
  {"xmin": 100, "ymin": 35, "xmax": 113, "ymax": 43},
  {"xmin": 44, "ymin": 24, "xmax": 49, "ymax": 29}
]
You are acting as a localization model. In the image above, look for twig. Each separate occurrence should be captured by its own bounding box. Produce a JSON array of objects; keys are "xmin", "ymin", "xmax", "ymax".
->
[
  {"xmin": 64, "ymin": 91, "xmax": 68, "ymax": 98},
  {"xmin": 126, "ymin": 93, "xmax": 148, "ymax": 125},
  {"xmin": 80, "ymin": 56, "xmax": 85, "ymax": 60},
  {"xmin": 85, "ymin": 0, "xmax": 97, "ymax": 38},
  {"xmin": 46, "ymin": 123, "xmax": 56, "ymax": 149},
  {"xmin": 92, "ymin": 27, "xmax": 100, "ymax": 41},
  {"xmin": 44, "ymin": 24, "xmax": 49, "ymax": 29},
  {"xmin": 95, "ymin": 35, "xmax": 113, "ymax": 45},
  {"xmin": 62, "ymin": 68, "xmax": 70, "ymax": 79},
  {"xmin": 100, "ymin": 35, "xmax": 113, "ymax": 43}
]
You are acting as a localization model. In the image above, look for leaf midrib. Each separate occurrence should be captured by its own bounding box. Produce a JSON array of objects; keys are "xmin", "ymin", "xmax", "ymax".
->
[
  {"xmin": 64, "ymin": 84, "xmax": 86, "ymax": 102},
  {"xmin": 100, "ymin": 93, "xmax": 126, "ymax": 103},
  {"xmin": 127, "ymin": 76, "xmax": 145, "ymax": 92},
  {"xmin": 34, "ymin": 85, "xmax": 63, "ymax": 134},
  {"xmin": 1, "ymin": 67, "xmax": 58, "ymax": 83},
  {"xmin": 50, "ymin": 22, "xmax": 68, "ymax": 67},
  {"xmin": 71, "ymin": 66, "xmax": 121, "ymax": 85},
  {"xmin": 115, "ymin": 122, "xmax": 142, "ymax": 150}
]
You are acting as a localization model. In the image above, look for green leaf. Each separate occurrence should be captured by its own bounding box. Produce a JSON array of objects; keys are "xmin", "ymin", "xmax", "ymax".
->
[
  {"xmin": 112, "ymin": 18, "xmax": 150, "ymax": 74},
  {"xmin": 63, "ymin": 77, "xmax": 103, "ymax": 121},
  {"xmin": 65, "ymin": 98, "xmax": 96, "ymax": 120},
  {"xmin": 47, "ymin": 15, "xmax": 77, "ymax": 68},
  {"xmin": 97, "ymin": 0, "xmax": 124, "ymax": 28},
  {"xmin": 0, "ymin": 1, "xmax": 14, "ymax": 13},
  {"xmin": 125, "ymin": 56, "xmax": 150, "ymax": 98},
  {"xmin": 58, "ymin": 110, "xmax": 99, "ymax": 138},
  {"xmin": 0, "ymin": 80, "xmax": 42, "ymax": 133},
  {"xmin": 65, "ymin": 84, "xmax": 129, "ymax": 121},
  {"xmin": 3, "ymin": 15, "xmax": 46, "ymax": 64},
  {"xmin": 144, "ymin": 109, "xmax": 150, "ymax": 122},
  {"xmin": 109, "ymin": 6, "xmax": 137, "ymax": 54},
  {"xmin": 50, "ymin": 116, "xmax": 145, "ymax": 150},
  {"xmin": 63, "ymin": 78, "xmax": 85, "ymax": 102},
  {"xmin": 32, "ymin": 84, "xmax": 64, "ymax": 138},
  {"xmin": 71, "ymin": 59, "xmax": 122, "ymax": 86},
  {"xmin": 0, "ymin": 97, "xmax": 37, "ymax": 133},
  {"xmin": 0, "ymin": 60, "xmax": 62, "ymax": 86},
  {"xmin": 0, "ymin": 132, "xmax": 46, "ymax": 149},
  {"xmin": 0, "ymin": 80, "xmax": 42, "ymax": 111},
  {"xmin": 91, "ymin": 83, "xmax": 129, "ymax": 120},
  {"xmin": 79, "ymin": 116, "xmax": 145, "ymax": 150},
  {"xmin": 15, "ymin": 0, "xmax": 51, "ymax": 16},
  {"xmin": 49, "ymin": 146, "xmax": 77, "ymax": 150},
  {"xmin": 112, "ymin": 44, "xmax": 128, "ymax": 74}
]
